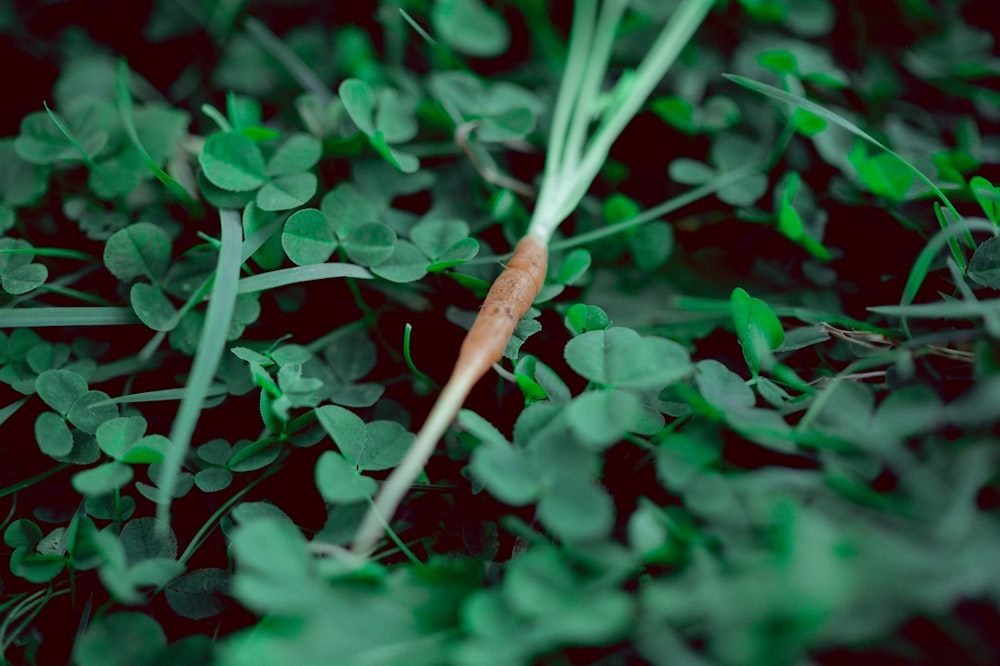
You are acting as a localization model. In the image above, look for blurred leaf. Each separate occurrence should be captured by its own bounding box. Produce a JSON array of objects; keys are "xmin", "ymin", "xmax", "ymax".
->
[
  {"xmin": 75, "ymin": 612, "xmax": 166, "ymax": 666},
  {"xmin": 432, "ymin": 0, "xmax": 510, "ymax": 58},
  {"xmin": 564, "ymin": 327, "xmax": 692, "ymax": 389},
  {"xmin": 315, "ymin": 450, "xmax": 377, "ymax": 503}
]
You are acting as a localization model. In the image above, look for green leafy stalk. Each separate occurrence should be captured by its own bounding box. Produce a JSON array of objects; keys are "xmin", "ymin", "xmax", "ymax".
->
[
  {"xmin": 530, "ymin": 0, "xmax": 715, "ymax": 242},
  {"xmin": 157, "ymin": 208, "xmax": 243, "ymax": 529}
]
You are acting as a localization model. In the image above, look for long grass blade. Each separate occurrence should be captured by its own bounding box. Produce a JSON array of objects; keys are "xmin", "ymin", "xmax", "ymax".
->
[
  {"xmin": 91, "ymin": 384, "xmax": 228, "ymax": 407},
  {"xmin": 157, "ymin": 209, "xmax": 243, "ymax": 529},
  {"xmin": 245, "ymin": 17, "xmax": 333, "ymax": 105},
  {"xmin": 725, "ymin": 74, "xmax": 972, "ymax": 267},
  {"xmin": 236, "ymin": 263, "xmax": 374, "ymax": 294},
  {"xmin": 891, "ymin": 216, "xmax": 997, "ymax": 336},
  {"xmin": 0, "ymin": 307, "xmax": 137, "ymax": 327},
  {"xmin": 116, "ymin": 60, "xmax": 199, "ymax": 207}
]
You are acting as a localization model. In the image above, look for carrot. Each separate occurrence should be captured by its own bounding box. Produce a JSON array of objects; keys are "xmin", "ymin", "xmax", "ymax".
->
[{"xmin": 350, "ymin": 235, "xmax": 548, "ymax": 554}]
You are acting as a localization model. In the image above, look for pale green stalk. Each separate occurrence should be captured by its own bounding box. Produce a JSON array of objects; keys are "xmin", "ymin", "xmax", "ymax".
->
[
  {"xmin": 529, "ymin": 0, "xmax": 715, "ymax": 243},
  {"xmin": 542, "ymin": 0, "xmax": 598, "ymax": 185},
  {"xmin": 558, "ymin": 0, "xmax": 629, "ymax": 174},
  {"xmin": 156, "ymin": 209, "xmax": 243, "ymax": 529}
]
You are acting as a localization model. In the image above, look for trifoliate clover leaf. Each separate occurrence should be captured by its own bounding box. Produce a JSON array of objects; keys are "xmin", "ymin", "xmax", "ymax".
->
[
  {"xmin": 199, "ymin": 132, "xmax": 267, "ymax": 191},
  {"xmin": 104, "ymin": 222, "xmax": 173, "ymax": 282},
  {"xmin": 564, "ymin": 327, "xmax": 692, "ymax": 389}
]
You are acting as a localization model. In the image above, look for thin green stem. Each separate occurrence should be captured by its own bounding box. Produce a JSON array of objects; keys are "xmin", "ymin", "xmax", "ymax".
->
[
  {"xmin": 0, "ymin": 464, "xmax": 71, "ymax": 499},
  {"xmin": 245, "ymin": 17, "xmax": 333, "ymax": 105},
  {"xmin": 547, "ymin": 163, "xmax": 760, "ymax": 252},
  {"xmin": 542, "ymin": 0, "xmax": 597, "ymax": 187},
  {"xmin": 158, "ymin": 209, "xmax": 243, "ymax": 529},
  {"xmin": 178, "ymin": 464, "xmax": 281, "ymax": 565}
]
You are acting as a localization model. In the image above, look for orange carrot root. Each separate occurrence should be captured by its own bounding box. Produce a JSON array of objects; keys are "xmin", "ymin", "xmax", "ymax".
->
[
  {"xmin": 452, "ymin": 235, "xmax": 548, "ymax": 385},
  {"xmin": 349, "ymin": 235, "xmax": 548, "ymax": 555}
]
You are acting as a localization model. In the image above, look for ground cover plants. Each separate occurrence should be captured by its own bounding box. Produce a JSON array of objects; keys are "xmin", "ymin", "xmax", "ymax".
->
[{"xmin": 2, "ymin": 0, "xmax": 999, "ymax": 664}]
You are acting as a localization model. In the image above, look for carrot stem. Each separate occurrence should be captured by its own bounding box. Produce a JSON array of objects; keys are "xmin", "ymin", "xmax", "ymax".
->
[{"xmin": 350, "ymin": 236, "xmax": 548, "ymax": 554}]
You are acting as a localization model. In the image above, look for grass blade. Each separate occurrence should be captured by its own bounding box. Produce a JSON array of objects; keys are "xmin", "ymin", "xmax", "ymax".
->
[
  {"xmin": 724, "ymin": 74, "xmax": 972, "ymax": 268},
  {"xmin": 0, "ymin": 307, "xmax": 137, "ymax": 327},
  {"xmin": 0, "ymin": 398, "xmax": 27, "ymax": 428},
  {"xmin": 91, "ymin": 384, "xmax": 228, "ymax": 407},
  {"xmin": 891, "ymin": 216, "xmax": 997, "ymax": 336},
  {"xmin": 158, "ymin": 208, "xmax": 244, "ymax": 529},
  {"xmin": 42, "ymin": 102, "xmax": 114, "ymax": 188},
  {"xmin": 236, "ymin": 263, "xmax": 373, "ymax": 294},
  {"xmin": 869, "ymin": 299, "xmax": 1000, "ymax": 318},
  {"xmin": 245, "ymin": 17, "xmax": 333, "ymax": 105},
  {"xmin": 116, "ymin": 60, "xmax": 199, "ymax": 207}
]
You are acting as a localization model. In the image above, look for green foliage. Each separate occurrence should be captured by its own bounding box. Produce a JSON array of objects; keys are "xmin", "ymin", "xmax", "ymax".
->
[{"xmin": 2, "ymin": 2, "xmax": 999, "ymax": 665}]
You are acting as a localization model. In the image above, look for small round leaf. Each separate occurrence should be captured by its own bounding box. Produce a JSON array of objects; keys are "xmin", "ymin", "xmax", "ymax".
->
[
  {"xmin": 72, "ymin": 462, "xmax": 134, "ymax": 496},
  {"xmin": 103, "ymin": 222, "xmax": 172, "ymax": 282},
  {"xmin": 282, "ymin": 208, "xmax": 337, "ymax": 265},
  {"xmin": 199, "ymin": 132, "xmax": 267, "ymax": 192}
]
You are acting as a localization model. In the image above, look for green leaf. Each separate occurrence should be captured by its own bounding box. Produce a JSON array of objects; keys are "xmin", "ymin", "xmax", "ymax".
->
[
  {"xmin": 195, "ymin": 467, "xmax": 233, "ymax": 492},
  {"xmin": 669, "ymin": 158, "xmax": 715, "ymax": 185},
  {"xmin": 86, "ymin": 494, "xmax": 137, "ymax": 521},
  {"xmin": 628, "ymin": 220, "xmax": 674, "ymax": 272},
  {"xmin": 457, "ymin": 409, "xmax": 511, "ymax": 448},
  {"xmin": 165, "ymin": 568, "xmax": 230, "ymax": 619},
  {"xmin": 199, "ymin": 132, "xmax": 267, "ymax": 191},
  {"xmin": 14, "ymin": 97, "xmax": 113, "ymax": 165},
  {"xmin": 971, "ymin": 176, "xmax": 999, "ymax": 222},
  {"xmin": 321, "ymin": 182, "xmax": 380, "ymax": 235},
  {"xmin": 315, "ymin": 450, "xmax": 377, "ymax": 503},
  {"xmin": 851, "ymin": 148, "xmax": 915, "ymax": 201},
  {"xmin": 103, "ymin": 222, "xmax": 172, "ymax": 282},
  {"xmin": 564, "ymin": 327, "xmax": 692, "ymax": 389},
  {"xmin": 411, "ymin": 218, "xmax": 477, "ymax": 266},
  {"xmin": 555, "ymin": 248, "xmax": 592, "ymax": 285},
  {"xmin": 341, "ymin": 222, "xmax": 397, "ymax": 266},
  {"xmin": 257, "ymin": 172, "xmax": 318, "ymax": 211},
  {"xmin": 0, "ymin": 138, "xmax": 50, "ymax": 207},
  {"xmin": 316, "ymin": 404, "xmax": 413, "ymax": 471},
  {"xmin": 370, "ymin": 240, "xmax": 428, "ymax": 282},
  {"xmin": 432, "ymin": 0, "xmax": 510, "ymax": 58},
  {"xmin": 96, "ymin": 416, "xmax": 169, "ymax": 463},
  {"xmin": 130, "ymin": 283, "xmax": 179, "ymax": 331},
  {"xmin": 339, "ymin": 78, "xmax": 377, "ymax": 135},
  {"xmin": 266, "ymin": 133, "xmax": 322, "ymax": 177},
  {"xmin": 731, "ymin": 287, "xmax": 784, "ymax": 374},
  {"xmin": 72, "ymin": 462, "xmax": 134, "ymax": 496},
  {"xmin": 2, "ymin": 262, "xmax": 48, "ymax": 294},
  {"xmin": 537, "ymin": 476, "xmax": 615, "ymax": 543},
  {"xmin": 376, "ymin": 88, "xmax": 418, "ymax": 144},
  {"xmin": 469, "ymin": 439, "xmax": 544, "ymax": 506},
  {"xmin": 34, "ymin": 411, "xmax": 73, "ymax": 459},
  {"xmin": 566, "ymin": 389, "xmax": 643, "ymax": 449},
  {"xmin": 564, "ymin": 304, "xmax": 611, "ymax": 336},
  {"xmin": 4, "ymin": 519, "xmax": 43, "ymax": 548},
  {"xmin": 121, "ymin": 516, "xmax": 178, "ymax": 563},
  {"xmin": 968, "ymin": 236, "xmax": 1000, "ymax": 289},
  {"xmin": 74, "ymin": 612, "xmax": 166, "ymax": 666},
  {"xmin": 67, "ymin": 390, "xmax": 118, "ymax": 433},
  {"xmin": 35, "ymin": 368, "xmax": 87, "ymax": 414},
  {"xmin": 281, "ymin": 207, "xmax": 337, "ymax": 265}
]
